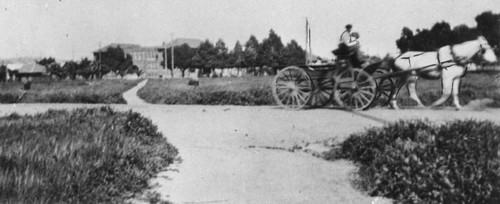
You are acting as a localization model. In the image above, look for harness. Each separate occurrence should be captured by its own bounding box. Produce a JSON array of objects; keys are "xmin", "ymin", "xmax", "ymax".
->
[{"xmin": 399, "ymin": 44, "xmax": 484, "ymax": 71}]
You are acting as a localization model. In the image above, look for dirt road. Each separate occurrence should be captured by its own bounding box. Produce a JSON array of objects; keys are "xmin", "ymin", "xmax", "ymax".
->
[{"xmin": 2, "ymin": 82, "xmax": 500, "ymax": 204}]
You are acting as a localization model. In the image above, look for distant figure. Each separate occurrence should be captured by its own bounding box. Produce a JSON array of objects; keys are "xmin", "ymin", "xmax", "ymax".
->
[
  {"xmin": 333, "ymin": 24, "xmax": 364, "ymax": 67},
  {"xmin": 23, "ymin": 77, "xmax": 32, "ymax": 91},
  {"xmin": 188, "ymin": 69, "xmax": 199, "ymax": 87},
  {"xmin": 339, "ymin": 24, "xmax": 358, "ymax": 49}
]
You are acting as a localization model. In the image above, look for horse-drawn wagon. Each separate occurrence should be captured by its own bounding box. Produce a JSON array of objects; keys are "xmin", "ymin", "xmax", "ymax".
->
[
  {"xmin": 272, "ymin": 57, "xmax": 393, "ymax": 110},
  {"xmin": 272, "ymin": 36, "xmax": 498, "ymax": 111}
]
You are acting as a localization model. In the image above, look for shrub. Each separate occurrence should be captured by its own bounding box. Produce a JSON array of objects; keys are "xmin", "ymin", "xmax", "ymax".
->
[
  {"xmin": 138, "ymin": 77, "xmax": 275, "ymax": 105},
  {"xmin": 325, "ymin": 119, "xmax": 500, "ymax": 203},
  {"xmin": 0, "ymin": 107, "xmax": 178, "ymax": 203},
  {"xmin": 0, "ymin": 79, "xmax": 138, "ymax": 104}
]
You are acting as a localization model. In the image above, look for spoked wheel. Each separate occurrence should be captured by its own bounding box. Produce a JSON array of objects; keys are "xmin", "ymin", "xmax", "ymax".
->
[
  {"xmin": 308, "ymin": 77, "xmax": 335, "ymax": 107},
  {"xmin": 334, "ymin": 68, "xmax": 377, "ymax": 110},
  {"xmin": 272, "ymin": 66, "xmax": 313, "ymax": 109},
  {"xmin": 373, "ymin": 69, "xmax": 395, "ymax": 107}
]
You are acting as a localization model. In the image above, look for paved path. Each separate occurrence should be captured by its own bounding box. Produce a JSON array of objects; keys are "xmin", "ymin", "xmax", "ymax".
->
[
  {"xmin": 123, "ymin": 79, "xmax": 149, "ymax": 106},
  {"xmin": 2, "ymin": 82, "xmax": 500, "ymax": 204}
]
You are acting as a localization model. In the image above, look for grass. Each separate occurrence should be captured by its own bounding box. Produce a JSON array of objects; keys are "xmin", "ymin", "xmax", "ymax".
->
[
  {"xmin": 137, "ymin": 72, "xmax": 500, "ymax": 107},
  {"xmin": 324, "ymin": 119, "xmax": 500, "ymax": 203},
  {"xmin": 0, "ymin": 78, "xmax": 140, "ymax": 104},
  {"xmin": 137, "ymin": 77, "xmax": 275, "ymax": 105},
  {"xmin": 0, "ymin": 107, "xmax": 178, "ymax": 203},
  {"xmin": 397, "ymin": 71, "xmax": 500, "ymax": 107}
]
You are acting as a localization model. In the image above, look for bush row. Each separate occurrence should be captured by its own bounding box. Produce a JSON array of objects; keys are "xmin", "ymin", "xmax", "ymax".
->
[
  {"xmin": 138, "ymin": 78, "xmax": 275, "ymax": 105},
  {"xmin": 0, "ymin": 79, "xmax": 139, "ymax": 104},
  {"xmin": 325, "ymin": 119, "xmax": 500, "ymax": 203},
  {"xmin": 145, "ymin": 88, "xmax": 274, "ymax": 105},
  {"xmin": 137, "ymin": 74, "xmax": 500, "ymax": 108},
  {"xmin": 0, "ymin": 107, "xmax": 178, "ymax": 203}
]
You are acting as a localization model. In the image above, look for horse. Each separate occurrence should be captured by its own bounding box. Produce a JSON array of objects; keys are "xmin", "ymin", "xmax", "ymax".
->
[{"xmin": 389, "ymin": 36, "xmax": 498, "ymax": 110}]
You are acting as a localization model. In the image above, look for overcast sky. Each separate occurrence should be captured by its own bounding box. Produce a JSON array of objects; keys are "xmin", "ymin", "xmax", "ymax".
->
[{"xmin": 0, "ymin": 0, "xmax": 499, "ymax": 61}]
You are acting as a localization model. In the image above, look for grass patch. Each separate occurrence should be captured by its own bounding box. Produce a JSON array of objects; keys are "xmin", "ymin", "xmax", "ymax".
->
[
  {"xmin": 138, "ymin": 77, "xmax": 275, "ymax": 105},
  {"xmin": 0, "ymin": 78, "xmax": 140, "ymax": 104},
  {"xmin": 0, "ymin": 107, "xmax": 178, "ymax": 203},
  {"xmin": 137, "ymin": 72, "xmax": 500, "ymax": 107},
  {"xmin": 325, "ymin": 119, "xmax": 500, "ymax": 203},
  {"xmin": 397, "ymin": 72, "xmax": 500, "ymax": 107}
]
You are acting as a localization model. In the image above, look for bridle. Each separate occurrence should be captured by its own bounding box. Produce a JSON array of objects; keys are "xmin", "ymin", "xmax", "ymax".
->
[{"xmin": 447, "ymin": 42, "xmax": 488, "ymax": 68}]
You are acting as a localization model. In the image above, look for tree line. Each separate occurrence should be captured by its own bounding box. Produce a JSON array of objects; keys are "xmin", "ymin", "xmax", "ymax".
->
[
  {"xmin": 36, "ymin": 46, "xmax": 142, "ymax": 80},
  {"xmin": 396, "ymin": 11, "xmax": 499, "ymax": 56},
  {"xmin": 161, "ymin": 29, "xmax": 307, "ymax": 77},
  {"xmin": 32, "ymin": 29, "xmax": 306, "ymax": 80}
]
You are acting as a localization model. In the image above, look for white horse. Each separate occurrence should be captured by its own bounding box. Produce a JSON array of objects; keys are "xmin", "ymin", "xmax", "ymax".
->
[{"xmin": 390, "ymin": 36, "xmax": 498, "ymax": 109}]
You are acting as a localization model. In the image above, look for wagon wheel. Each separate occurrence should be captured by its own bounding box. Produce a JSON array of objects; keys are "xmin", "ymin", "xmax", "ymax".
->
[
  {"xmin": 308, "ymin": 77, "xmax": 334, "ymax": 107},
  {"xmin": 272, "ymin": 66, "xmax": 312, "ymax": 109},
  {"xmin": 373, "ymin": 69, "xmax": 395, "ymax": 107},
  {"xmin": 334, "ymin": 68, "xmax": 377, "ymax": 110}
]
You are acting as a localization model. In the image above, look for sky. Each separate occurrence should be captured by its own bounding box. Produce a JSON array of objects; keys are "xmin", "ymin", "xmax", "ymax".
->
[{"xmin": 0, "ymin": 0, "xmax": 499, "ymax": 61}]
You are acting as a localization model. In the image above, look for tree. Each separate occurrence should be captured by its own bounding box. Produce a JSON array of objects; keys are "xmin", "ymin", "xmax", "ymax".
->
[
  {"xmin": 228, "ymin": 41, "xmax": 246, "ymax": 68},
  {"xmin": 36, "ymin": 57, "xmax": 56, "ymax": 67},
  {"xmin": 94, "ymin": 46, "xmax": 134, "ymax": 78},
  {"xmin": 451, "ymin": 24, "xmax": 478, "ymax": 44},
  {"xmin": 162, "ymin": 43, "xmax": 196, "ymax": 77},
  {"xmin": 63, "ymin": 60, "xmax": 79, "ymax": 80},
  {"xmin": 261, "ymin": 29, "xmax": 285, "ymax": 67},
  {"xmin": 396, "ymin": 27, "xmax": 414, "ymax": 52},
  {"xmin": 191, "ymin": 40, "xmax": 217, "ymax": 76},
  {"xmin": 37, "ymin": 57, "xmax": 62, "ymax": 79},
  {"xmin": 77, "ymin": 57, "xmax": 94, "ymax": 80},
  {"xmin": 213, "ymin": 39, "xmax": 229, "ymax": 70},
  {"xmin": 396, "ymin": 11, "xmax": 500, "ymax": 55},
  {"xmin": 282, "ymin": 40, "xmax": 306, "ymax": 66},
  {"xmin": 396, "ymin": 22, "xmax": 454, "ymax": 52},
  {"xmin": 46, "ymin": 63, "xmax": 66, "ymax": 80},
  {"xmin": 244, "ymin": 35, "xmax": 261, "ymax": 68},
  {"xmin": 0, "ymin": 65, "xmax": 7, "ymax": 83},
  {"xmin": 475, "ymin": 11, "xmax": 500, "ymax": 55},
  {"xmin": 430, "ymin": 21, "xmax": 453, "ymax": 48},
  {"xmin": 126, "ymin": 65, "xmax": 143, "ymax": 76}
]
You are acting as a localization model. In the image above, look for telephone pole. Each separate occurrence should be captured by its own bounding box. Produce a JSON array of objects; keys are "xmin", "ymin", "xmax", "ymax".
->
[
  {"xmin": 163, "ymin": 42, "xmax": 167, "ymax": 70},
  {"xmin": 98, "ymin": 42, "xmax": 102, "ymax": 73},
  {"xmin": 170, "ymin": 33, "xmax": 174, "ymax": 78}
]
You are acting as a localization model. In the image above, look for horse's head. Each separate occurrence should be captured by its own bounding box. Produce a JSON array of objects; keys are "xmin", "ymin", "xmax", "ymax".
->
[{"xmin": 477, "ymin": 36, "xmax": 498, "ymax": 63}]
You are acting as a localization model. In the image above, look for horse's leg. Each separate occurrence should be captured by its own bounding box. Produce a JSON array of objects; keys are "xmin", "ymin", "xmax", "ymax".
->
[
  {"xmin": 406, "ymin": 75, "xmax": 425, "ymax": 107},
  {"xmin": 389, "ymin": 74, "xmax": 408, "ymax": 109},
  {"xmin": 452, "ymin": 77, "xmax": 463, "ymax": 110},
  {"xmin": 431, "ymin": 70, "xmax": 454, "ymax": 107}
]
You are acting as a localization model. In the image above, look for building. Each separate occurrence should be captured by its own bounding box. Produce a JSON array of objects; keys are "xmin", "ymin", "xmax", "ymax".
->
[
  {"xmin": 6, "ymin": 63, "xmax": 46, "ymax": 81},
  {"xmin": 93, "ymin": 38, "xmax": 202, "ymax": 78}
]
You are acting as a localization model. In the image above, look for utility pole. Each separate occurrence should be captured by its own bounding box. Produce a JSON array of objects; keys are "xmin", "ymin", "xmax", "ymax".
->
[
  {"xmin": 163, "ymin": 42, "xmax": 167, "ymax": 70},
  {"xmin": 171, "ymin": 33, "xmax": 174, "ymax": 78},
  {"xmin": 99, "ymin": 42, "xmax": 102, "ymax": 77},
  {"xmin": 305, "ymin": 18, "xmax": 309, "ymax": 65}
]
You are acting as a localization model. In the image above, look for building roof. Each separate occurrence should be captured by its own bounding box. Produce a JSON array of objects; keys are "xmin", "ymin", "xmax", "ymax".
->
[
  {"xmin": 93, "ymin": 43, "xmax": 159, "ymax": 53},
  {"xmin": 7, "ymin": 63, "xmax": 46, "ymax": 73},
  {"xmin": 170, "ymin": 38, "xmax": 203, "ymax": 48},
  {"xmin": 93, "ymin": 38, "xmax": 203, "ymax": 54}
]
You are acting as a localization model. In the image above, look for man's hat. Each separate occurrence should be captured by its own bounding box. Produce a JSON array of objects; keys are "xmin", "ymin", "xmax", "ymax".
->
[{"xmin": 345, "ymin": 24, "xmax": 352, "ymax": 29}]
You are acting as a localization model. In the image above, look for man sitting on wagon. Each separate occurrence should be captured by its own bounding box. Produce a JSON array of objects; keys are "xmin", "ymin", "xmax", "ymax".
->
[{"xmin": 332, "ymin": 24, "xmax": 365, "ymax": 67}]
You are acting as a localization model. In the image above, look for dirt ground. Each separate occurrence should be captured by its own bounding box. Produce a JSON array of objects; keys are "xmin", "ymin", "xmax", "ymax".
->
[{"xmin": 2, "ymin": 80, "xmax": 500, "ymax": 204}]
